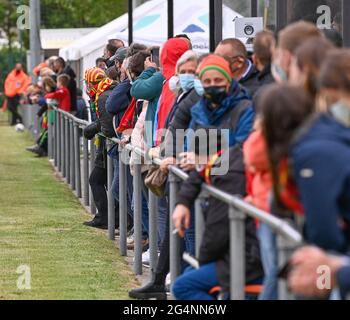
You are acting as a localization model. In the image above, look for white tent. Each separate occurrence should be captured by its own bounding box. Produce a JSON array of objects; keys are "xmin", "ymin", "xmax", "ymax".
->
[{"xmin": 59, "ymin": 0, "xmax": 242, "ymax": 82}]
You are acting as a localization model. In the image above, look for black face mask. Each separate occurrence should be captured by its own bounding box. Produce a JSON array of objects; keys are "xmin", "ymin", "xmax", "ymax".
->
[{"xmin": 204, "ymin": 86, "xmax": 227, "ymax": 106}]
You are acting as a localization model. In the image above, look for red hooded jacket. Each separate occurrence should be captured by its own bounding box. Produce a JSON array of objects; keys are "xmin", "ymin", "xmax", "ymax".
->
[{"xmin": 155, "ymin": 38, "xmax": 190, "ymax": 145}]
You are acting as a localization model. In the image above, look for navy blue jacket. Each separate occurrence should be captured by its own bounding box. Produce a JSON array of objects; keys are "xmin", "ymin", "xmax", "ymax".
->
[
  {"xmin": 290, "ymin": 114, "xmax": 350, "ymax": 253},
  {"xmin": 337, "ymin": 262, "xmax": 350, "ymax": 299}
]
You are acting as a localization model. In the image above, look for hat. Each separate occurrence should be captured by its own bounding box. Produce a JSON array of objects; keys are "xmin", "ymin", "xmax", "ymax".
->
[
  {"xmin": 84, "ymin": 67, "xmax": 107, "ymax": 84},
  {"xmin": 109, "ymin": 47, "xmax": 128, "ymax": 63},
  {"xmin": 198, "ymin": 54, "xmax": 233, "ymax": 83}
]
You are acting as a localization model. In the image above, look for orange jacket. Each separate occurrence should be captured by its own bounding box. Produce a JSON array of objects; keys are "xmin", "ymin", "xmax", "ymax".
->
[
  {"xmin": 4, "ymin": 69, "xmax": 31, "ymax": 98},
  {"xmin": 243, "ymin": 130, "xmax": 272, "ymax": 212}
]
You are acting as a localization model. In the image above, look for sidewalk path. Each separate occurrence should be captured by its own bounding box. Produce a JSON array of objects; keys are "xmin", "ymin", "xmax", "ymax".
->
[{"xmin": 0, "ymin": 114, "xmax": 137, "ymax": 299}]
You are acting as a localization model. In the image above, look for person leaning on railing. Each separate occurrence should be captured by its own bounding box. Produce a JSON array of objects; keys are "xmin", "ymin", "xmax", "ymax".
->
[
  {"xmin": 83, "ymin": 67, "xmax": 118, "ymax": 229},
  {"xmin": 172, "ymin": 132, "xmax": 264, "ymax": 300}
]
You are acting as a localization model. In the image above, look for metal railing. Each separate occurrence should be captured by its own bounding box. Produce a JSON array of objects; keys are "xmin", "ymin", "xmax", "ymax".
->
[{"xmin": 47, "ymin": 107, "xmax": 303, "ymax": 300}]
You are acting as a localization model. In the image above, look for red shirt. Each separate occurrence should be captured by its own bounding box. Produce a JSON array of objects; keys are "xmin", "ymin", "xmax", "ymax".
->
[{"xmin": 45, "ymin": 87, "xmax": 71, "ymax": 112}]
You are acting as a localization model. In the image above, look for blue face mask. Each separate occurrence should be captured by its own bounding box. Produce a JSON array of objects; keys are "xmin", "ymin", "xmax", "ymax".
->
[
  {"xmin": 179, "ymin": 74, "xmax": 195, "ymax": 92},
  {"xmin": 331, "ymin": 101, "xmax": 350, "ymax": 127},
  {"xmin": 194, "ymin": 78, "xmax": 204, "ymax": 96},
  {"xmin": 271, "ymin": 63, "xmax": 288, "ymax": 83}
]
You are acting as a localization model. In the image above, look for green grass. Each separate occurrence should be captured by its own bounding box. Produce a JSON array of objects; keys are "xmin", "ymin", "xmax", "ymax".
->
[{"xmin": 0, "ymin": 112, "xmax": 137, "ymax": 300}]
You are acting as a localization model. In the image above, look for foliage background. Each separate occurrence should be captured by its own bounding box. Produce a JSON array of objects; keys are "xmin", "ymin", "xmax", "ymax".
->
[{"xmin": 0, "ymin": 0, "xmax": 128, "ymax": 102}]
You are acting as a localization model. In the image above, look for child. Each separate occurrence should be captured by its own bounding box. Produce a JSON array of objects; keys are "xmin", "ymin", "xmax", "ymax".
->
[
  {"xmin": 243, "ymin": 127, "xmax": 278, "ymax": 300},
  {"xmin": 45, "ymin": 74, "xmax": 71, "ymax": 112}
]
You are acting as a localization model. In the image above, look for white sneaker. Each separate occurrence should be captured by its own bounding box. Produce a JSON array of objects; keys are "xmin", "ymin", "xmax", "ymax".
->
[
  {"xmin": 165, "ymin": 272, "xmax": 171, "ymax": 287},
  {"xmin": 127, "ymin": 234, "xmax": 134, "ymax": 245},
  {"xmin": 142, "ymin": 249, "xmax": 150, "ymax": 268}
]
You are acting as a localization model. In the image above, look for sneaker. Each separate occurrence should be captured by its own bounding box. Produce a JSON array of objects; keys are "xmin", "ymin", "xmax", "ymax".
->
[
  {"xmin": 127, "ymin": 238, "xmax": 149, "ymax": 251},
  {"xmin": 26, "ymin": 145, "xmax": 39, "ymax": 153},
  {"xmin": 128, "ymin": 281, "xmax": 167, "ymax": 300},
  {"xmin": 83, "ymin": 218, "xmax": 108, "ymax": 229}
]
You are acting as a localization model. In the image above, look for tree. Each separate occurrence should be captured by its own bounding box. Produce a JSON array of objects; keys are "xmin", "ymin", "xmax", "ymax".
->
[{"xmin": 0, "ymin": 0, "xmax": 23, "ymax": 50}]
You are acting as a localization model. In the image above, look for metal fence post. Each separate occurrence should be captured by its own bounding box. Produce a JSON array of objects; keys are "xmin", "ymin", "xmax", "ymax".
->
[
  {"xmin": 107, "ymin": 141, "xmax": 115, "ymax": 241},
  {"xmin": 61, "ymin": 114, "xmax": 65, "ymax": 177},
  {"xmin": 74, "ymin": 124, "xmax": 82, "ymax": 198},
  {"xmin": 48, "ymin": 110, "xmax": 53, "ymax": 160},
  {"xmin": 65, "ymin": 117, "xmax": 70, "ymax": 183},
  {"xmin": 195, "ymin": 192, "xmax": 206, "ymax": 259},
  {"xmin": 83, "ymin": 137, "xmax": 90, "ymax": 206},
  {"xmin": 70, "ymin": 119, "xmax": 75, "ymax": 190},
  {"xmin": 57, "ymin": 111, "xmax": 61, "ymax": 171},
  {"xmin": 169, "ymin": 172, "xmax": 182, "ymax": 286},
  {"xmin": 53, "ymin": 111, "xmax": 57, "ymax": 163},
  {"xmin": 89, "ymin": 138, "xmax": 97, "ymax": 215},
  {"xmin": 277, "ymin": 220, "xmax": 298, "ymax": 300},
  {"xmin": 47, "ymin": 110, "xmax": 53, "ymax": 160},
  {"xmin": 119, "ymin": 145, "xmax": 128, "ymax": 256},
  {"xmin": 148, "ymin": 190, "xmax": 158, "ymax": 273},
  {"xmin": 133, "ymin": 161, "xmax": 143, "ymax": 275},
  {"xmin": 229, "ymin": 205, "xmax": 246, "ymax": 300}
]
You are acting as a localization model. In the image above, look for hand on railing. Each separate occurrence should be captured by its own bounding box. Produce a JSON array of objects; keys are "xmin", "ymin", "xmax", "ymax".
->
[
  {"xmin": 179, "ymin": 152, "xmax": 196, "ymax": 172},
  {"xmin": 173, "ymin": 204, "xmax": 191, "ymax": 238},
  {"xmin": 160, "ymin": 157, "xmax": 176, "ymax": 173}
]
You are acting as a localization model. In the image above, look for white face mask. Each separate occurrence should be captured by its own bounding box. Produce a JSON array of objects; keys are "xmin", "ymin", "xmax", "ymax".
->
[
  {"xmin": 330, "ymin": 101, "xmax": 350, "ymax": 127},
  {"xmin": 169, "ymin": 75, "xmax": 180, "ymax": 93}
]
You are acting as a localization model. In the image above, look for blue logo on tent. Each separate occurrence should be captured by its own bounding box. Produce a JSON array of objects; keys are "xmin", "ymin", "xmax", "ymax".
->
[
  {"xmin": 183, "ymin": 24, "xmax": 205, "ymax": 33},
  {"xmin": 198, "ymin": 14, "xmax": 209, "ymax": 26},
  {"xmin": 134, "ymin": 14, "xmax": 160, "ymax": 31}
]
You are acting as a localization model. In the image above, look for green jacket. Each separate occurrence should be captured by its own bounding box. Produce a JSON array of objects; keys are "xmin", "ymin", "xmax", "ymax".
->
[{"xmin": 131, "ymin": 67, "xmax": 164, "ymax": 147}]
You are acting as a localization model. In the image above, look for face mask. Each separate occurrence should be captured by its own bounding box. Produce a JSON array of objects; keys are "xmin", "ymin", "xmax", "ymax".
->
[
  {"xmin": 194, "ymin": 79, "xmax": 204, "ymax": 96},
  {"xmin": 179, "ymin": 74, "xmax": 195, "ymax": 92},
  {"xmin": 271, "ymin": 63, "xmax": 288, "ymax": 83},
  {"xmin": 204, "ymin": 86, "xmax": 227, "ymax": 106},
  {"xmin": 330, "ymin": 101, "xmax": 350, "ymax": 127},
  {"xmin": 169, "ymin": 75, "xmax": 180, "ymax": 93}
]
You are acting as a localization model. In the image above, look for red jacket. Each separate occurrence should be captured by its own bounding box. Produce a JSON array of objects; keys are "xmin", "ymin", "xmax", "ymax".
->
[
  {"xmin": 46, "ymin": 87, "xmax": 71, "ymax": 112},
  {"xmin": 155, "ymin": 38, "xmax": 190, "ymax": 145}
]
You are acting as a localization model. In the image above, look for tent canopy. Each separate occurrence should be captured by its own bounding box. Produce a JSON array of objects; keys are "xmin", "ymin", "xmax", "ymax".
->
[{"xmin": 60, "ymin": 0, "xmax": 242, "ymax": 61}]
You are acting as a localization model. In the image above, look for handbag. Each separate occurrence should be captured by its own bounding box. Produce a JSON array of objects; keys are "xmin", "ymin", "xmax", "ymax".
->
[{"xmin": 144, "ymin": 165, "xmax": 168, "ymax": 197}]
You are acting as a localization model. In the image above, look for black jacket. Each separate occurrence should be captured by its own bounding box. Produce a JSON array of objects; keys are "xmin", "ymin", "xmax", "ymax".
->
[
  {"xmin": 253, "ymin": 64, "xmax": 275, "ymax": 108},
  {"xmin": 239, "ymin": 63, "xmax": 260, "ymax": 97},
  {"xmin": 59, "ymin": 66, "xmax": 77, "ymax": 111},
  {"xmin": 97, "ymin": 84, "xmax": 117, "ymax": 138},
  {"xmin": 162, "ymin": 89, "xmax": 201, "ymax": 158},
  {"xmin": 176, "ymin": 146, "xmax": 264, "ymax": 291}
]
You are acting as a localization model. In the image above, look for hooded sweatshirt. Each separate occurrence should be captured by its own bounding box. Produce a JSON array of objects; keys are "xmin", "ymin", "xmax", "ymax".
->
[
  {"xmin": 154, "ymin": 38, "xmax": 190, "ymax": 145},
  {"xmin": 290, "ymin": 113, "xmax": 350, "ymax": 253}
]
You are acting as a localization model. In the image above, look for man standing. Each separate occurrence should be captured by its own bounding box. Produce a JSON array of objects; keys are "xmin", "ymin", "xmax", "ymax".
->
[{"xmin": 4, "ymin": 63, "xmax": 31, "ymax": 125}]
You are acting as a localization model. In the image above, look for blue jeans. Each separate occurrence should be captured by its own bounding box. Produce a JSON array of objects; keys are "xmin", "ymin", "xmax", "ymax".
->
[
  {"xmin": 184, "ymin": 206, "xmax": 195, "ymax": 257},
  {"xmin": 257, "ymin": 222, "xmax": 278, "ymax": 300},
  {"xmin": 172, "ymin": 263, "xmax": 219, "ymax": 300},
  {"xmin": 111, "ymin": 159, "xmax": 134, "ymax": 221},
  {"xmin": 157, "ymin": 196, "xmax": 168, "ymax": 249},
  {"xmin": 131, "ymin": 188, "xmax": 149, "ymax": 240}
]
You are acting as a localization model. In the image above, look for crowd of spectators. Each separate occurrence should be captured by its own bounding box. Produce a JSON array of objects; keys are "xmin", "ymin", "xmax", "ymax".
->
[{"xmin": 2, "ymin": 20, "xmax": 350, "ymax": 300}]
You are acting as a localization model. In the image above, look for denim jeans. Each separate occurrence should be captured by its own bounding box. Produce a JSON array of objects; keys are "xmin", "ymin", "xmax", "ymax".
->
[
  {"xmin": 131, "ymin": 188, "xmax": 149, "ymax": 240},
  {"xmin": 157, "ymin": 196, "xmax": 169, "ymax": 248},
  {"xmin": 111, "ymin": 158, "xmax": 134, "ymax": 221},
  {"xmin": 172, "ymin": 263, "xmax": 219, "ymax": 300},
  {"xmin": 184, "ymin": 206, "xmax": 195, "ymax": 257},
  {"xmin": 257, "ymin": 222, "xmax": 279, "ymax": 300}
]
